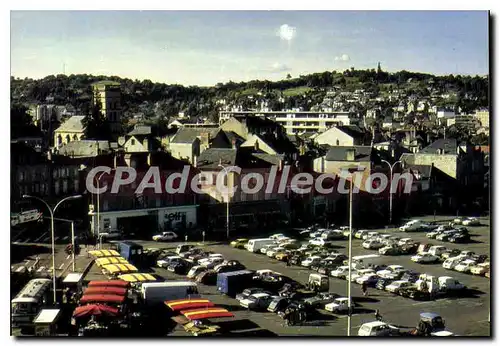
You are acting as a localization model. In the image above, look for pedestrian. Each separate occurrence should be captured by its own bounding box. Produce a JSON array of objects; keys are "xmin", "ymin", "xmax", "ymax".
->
[
  {"xmin": 361, "ymin": 282, "xmax": 368, "ymax": 296},
  {"xmin": 286, "ymin": 255, "xmax": 291, "ymax": 267},
  {"xmin": 375, "ymin": 309, "xmax": 382, "ymax": 321}
]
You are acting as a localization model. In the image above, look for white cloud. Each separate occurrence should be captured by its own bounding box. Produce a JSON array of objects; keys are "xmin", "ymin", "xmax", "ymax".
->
[
  {"xmin": 270, "ymin": 62, "xmax": 292, "ymax": 73},
  {"xmin": 277, "ymin": 24, "xmax": 296, "ymax": 42},
  {"xmin": 335, "ymin": 54, "xmax": 350, "ymax": 62}
]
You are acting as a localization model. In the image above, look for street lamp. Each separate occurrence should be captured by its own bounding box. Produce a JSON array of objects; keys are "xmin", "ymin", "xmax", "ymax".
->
[
  {"xmin": 22, "ymin": 194, "xmax": 82, "ymax": 303},
  {"xmin": 95, "ymin": 171, "xmax": 109, "ymax": 248},
  {"xmin": 380, "ymin": 160, "xmax": 402, "ymax": 225},
  {"xmin": 218, "ymin": 162, "xmax": 231, "ymax": 240},
  {"xmin": 344, "ymin": 166, "xmax": 365, "ymax": 337}
]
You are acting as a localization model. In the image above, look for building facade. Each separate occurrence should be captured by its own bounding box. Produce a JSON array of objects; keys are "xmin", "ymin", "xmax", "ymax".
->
[{"xmin": 92, "ymin": 81, "xmax": 123, "ymax": 135}]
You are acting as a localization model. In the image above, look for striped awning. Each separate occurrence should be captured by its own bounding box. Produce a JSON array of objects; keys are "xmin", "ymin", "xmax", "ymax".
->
[
  {"xmin": 180, "ymin": 307, "xmax": 234, "ymax": 320},
  {"xmin": 89, "ymin": 250, "xmax": 120, "ymax": 258},
  {"xmin": 165, "ymin": 298, "xmax": 215, "ymax": 312},
  {"xmin": 118, "ymin": 273, "xmax": 157, "ymax": 283},
  {"xmin": 95, "ymin": 257, "xmax": 130, "ymax": 267},
  {"xmin": 101, "ymin": 263, "xmax": 138, "ymax": 274}
]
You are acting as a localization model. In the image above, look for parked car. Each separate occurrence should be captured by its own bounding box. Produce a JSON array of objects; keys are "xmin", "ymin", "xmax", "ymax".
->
[
  {"xmin": 436, "ymin": 230, "xmax": 461, "ymax": 242},
  {"xmin": 376, "ymin": 265, "xmax": 406, "ymax": 279},
  {"xmin": 438, "ymin": 276, "xmax": 466, "ymax": 291},
  {"xmin": 358, "ymin": 321, "xmax": 399, "ymax": 336},
  {"xmin": 462, "ymin": 217, "xmax": 480, "ymax": 226},
  {"xmin": 400, "ymin": 271, "xmax": 420, "ymax": 283},
  {"xmin": 385, "ymin": 280, "xmax": 414, "ymax": 294},
  {"xmin": 398, "ymin": 238, "xmax": 416, "ymax": 247},
  {"xmin": 362, "ymin": 239, "xmax": 384, "ymax": 250},
  {"xmin": 379, "ymin": 245, "xmax": 403, "ymax": 256},
  {"xmin": 411, "ymin": 253, "xmax": 440, "ymax": 264},
  {"xmin": 157, "ymin": 255, "xmax": 182, "ymax": 268},
  {"xmin": 356, "ymin": 273, "xmax": 379, "ymax": 286},
  {"xmin": 267, "ymin": 297, "xmax": 293, "ymax": 313},
  {"xmin": 230, "ymin": 238, "xmax": 249, "ymax": 249},
  {"xmin": 324, "ymin": 297, "xmax": 353, "ymax": 314},
  {"xmin": 454, "ymin": 259, "xmax": 477, "ymax": 273},
  {"xmin": 214, "ymin": 260, "xmax": 246, "ymax": 273},
  {"xmin": 303, "ymin": 292, "xmax": 339, "ymax": 309},
  {"xmin": 441, "ymin": 249, "xmax": 461, "ymax": 260},
  {"xmin": 354, "ymin": 230, "xmax": 369, "ymax": 239},
  {"xmin": 167, "ymin": 260, "xmax": 192, "ymax": 274},
  {"xmin": 449, "ymin": 233, "xmax": 471, "ymax": 243},
  {"xmin": 331, "ymin": 266, "xmax": 350, "ymax": 279},
  {"xmin": 362, "ymin": 231, "xmax": 380, "ymax": 240},
  {"xmin": 301, "ymin": 256, "xmax": 323, "ymax": 268},
  {"xmin": 269, "ymin": 233, "xmax": 286, "ymax": 240},
  {"xmin": 240, "ymin": 293, "xmax": 274, "ymax": 311},
  {"xmin": 471, "ymin": 254, "xmax": 488, "ymax": 263},
  {"xmin": 351, "ymin": 269, "xmax": 375, "ymax": 283},
  {"xmin": 309, "ymin": 238, "xmax": 335, "ymax": 247},
  {"xmin": 236, "ymin": 287, "xmax": 267, "ymax": 302},
  {"xmin": 375, "ymin": 278, "xmax": 394, "ymax": 290},
  {"xmin": 260, "ymin": 244, "xmax": 276, "ymax": 255},
  {"xmin": 152, "ymin": 231, "xmax": 178, "ymax": 242}
]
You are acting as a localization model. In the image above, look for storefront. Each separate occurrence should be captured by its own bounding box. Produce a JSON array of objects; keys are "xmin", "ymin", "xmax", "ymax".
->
[{"xmin": 89, "ymin": 205, "xmax": 198, "ymax": 236}]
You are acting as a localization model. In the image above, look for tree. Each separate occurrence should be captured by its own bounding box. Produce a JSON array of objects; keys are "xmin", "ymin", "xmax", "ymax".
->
[
  {"xmin": 11, "ymin": 104, "xmax": 37, "ymax": 139},
  {"xmin": 286, "ymin": 73, "xmax": 292, "ymax": 80},
  {"xmin": 82, "ymin": 101, "xmax": 111, "ymax": 140}
]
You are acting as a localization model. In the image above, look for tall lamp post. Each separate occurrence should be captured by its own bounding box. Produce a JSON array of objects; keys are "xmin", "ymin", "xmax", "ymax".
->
[
  {"xmin": 95, "ymin": 171, "xmax": 109, "ymax": 249},
  {"xmin": 22, "ymin": 194, "xmax": 82, "ymax": 302},
  {"xmin": 218, "ymin": 162, "xmax": 231, "ymax": 240},
  {"xmin": 380, "ymin": 160, "xmax": 402, "ymax": 225},
  {"xmin": 346, "ymin": 166, "xmax": 365, "ymax": 336}
]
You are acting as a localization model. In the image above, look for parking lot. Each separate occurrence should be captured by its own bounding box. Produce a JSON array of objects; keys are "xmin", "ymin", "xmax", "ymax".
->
[{"xmin": 131, "ymin": 215, "xmax": 490, "ymax": 336}]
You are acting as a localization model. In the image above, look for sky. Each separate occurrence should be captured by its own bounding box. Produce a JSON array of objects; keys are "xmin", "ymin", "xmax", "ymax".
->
[{"xmin": 10, "ymin": 11, "xmax": 489, "ymax": 86}]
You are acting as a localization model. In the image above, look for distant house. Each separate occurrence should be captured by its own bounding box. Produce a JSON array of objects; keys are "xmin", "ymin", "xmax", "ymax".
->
[
  {"xmin": 53, "ymin": 115, "xmax": 85, "ymax": 148},
  {"xmin": 313, "ymin": 125, "xmax": 369, "ymax": 147},
  {"xmin": 313, "ymin": 146, "xmax": 374, "ymax": 192},
  {"xmin": 401, "ymin": 139, "xmax": 484, "ymax": 188},
  {"xmin": 168, "ymin": 127, "xmax": 227, "ymax": 164},
  {"xmin": 56, "ymin": 140, "xmax": 111, "ymax": 158},
  {"xmin": 219, "ymin": 115, "xmax": 285, "ymax": 140},
  {"xmin": 121, "ymin": 125, "xmax": 162, "ymax": 153}
]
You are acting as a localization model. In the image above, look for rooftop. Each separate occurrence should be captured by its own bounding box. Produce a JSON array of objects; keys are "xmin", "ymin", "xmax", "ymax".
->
[
  {"xmin": 419, "ymin": 139, "xmax": 458, "ymax": 154},
  {"xmin": 54, "ymin": 115, "xmax": 85, "ymax": 133},
  {"xmin": 171, "ymin": 127, "xmax": 219, "ymax": 144},
  {"xmin": 325, "ymin": 146, "xmax": 372, "ymax": 162}
]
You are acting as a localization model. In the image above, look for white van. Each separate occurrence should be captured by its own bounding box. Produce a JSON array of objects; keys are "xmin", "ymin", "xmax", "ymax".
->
[
  {"xmin": 245, "ymin": 238, "xmax": 275, "ymax": 253},
  {"xmin": 141, "ymin": 281, "xmax": 199, "ymax": 305},
  {"xmin": 352, "ymin": 254, "xmax": 384, "ymax": 270}
]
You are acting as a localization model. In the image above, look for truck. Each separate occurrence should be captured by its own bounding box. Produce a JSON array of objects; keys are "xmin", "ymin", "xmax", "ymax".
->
[
  {"xmin": 351, "ymin": 254, "xmax": 385, "ymax": 270},
  {"xmin": 118, "ymin": 241, "xmax": 143, "ymax": 265},
  {"xmin": 245, "ymin": 239, "xmax": 275, "ymax": 253},
  {"xmin": 141, "ymin": 281, "xmax": 200, "ymax": 305},
  {"xmin": 216, "ymin": 270, "xmax": 255, "ymax": 297}
]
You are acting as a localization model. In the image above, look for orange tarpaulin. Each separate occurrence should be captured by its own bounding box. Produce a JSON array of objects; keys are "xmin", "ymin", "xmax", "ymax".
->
[
  {"xmin": 87, "ymin": 280, "xmax": 129, "ymax": 288},
  {"xmin": 180, "ymin": 307, "xmax": 234, "ymax": 320},
  {"xmin": 165, "ymin": 298, "xmax": 215, "ymax": 312}
]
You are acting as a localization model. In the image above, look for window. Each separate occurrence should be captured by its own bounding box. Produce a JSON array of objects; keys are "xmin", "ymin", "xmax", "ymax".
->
[{"xmin": 131, "ymin": 139, "xmax": 136, "ymax": 145}]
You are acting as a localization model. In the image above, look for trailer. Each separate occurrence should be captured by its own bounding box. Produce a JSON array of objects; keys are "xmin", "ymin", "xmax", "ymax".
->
[{"xmin": 216, "ymin": 270, "xmax": 255, "ymax": 297}]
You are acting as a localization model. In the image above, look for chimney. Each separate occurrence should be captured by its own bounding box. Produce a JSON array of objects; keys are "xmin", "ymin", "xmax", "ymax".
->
[
  {"xmin": 200, "ymin": 132, "xmax": 210, "ymax": 147},
  {"xmin": 254, "ymin": 140, "xmax": 259, "ymax": 151},
  {"xmin": 346, "ymin": 148, "xmax": 355, "ymax": 161},
  {"xmin": 231, "ymin": 138, "xmax": 237, "ymax": 149}
]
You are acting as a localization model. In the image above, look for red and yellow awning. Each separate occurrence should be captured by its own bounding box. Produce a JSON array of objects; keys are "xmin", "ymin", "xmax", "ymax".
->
[
  {"xmin": 165, "ymin": 298, "xmax": 215, "ymax": 312},
  {"xmin": 180, "ymin": 307, "xmax": 234, "ymax": 321}
]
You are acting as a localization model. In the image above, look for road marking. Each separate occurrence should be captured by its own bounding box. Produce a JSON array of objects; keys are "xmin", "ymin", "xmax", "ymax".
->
[
  {"xmin": 66, "ymin": 255, "xmax": 71, "ymax": 260},
  {"xmin": 54, "ymin": 236, "xmax": 60, "ymax": 242},
  {"xmin": 42, "ymin": 236, "xmax": 50, "ymax": 242},
  {"xmin": 58, "ymin": 263, "xmax": 65, "ymax": 270},
  {"xmin": 25, "ymin": 260, "xmax": 31, "ymax": 267},
  {"xmin": 15, "ymin": 266, "xmax": 25, "ymax": 272},
  {"xmin": 34, "ymin": 233, "xmax": 47, "ymax": 242},
  {"xmin": 21, "ymin": 238, "xmax": 30, "ymax": 243},
  {"xmin": 63, "ymin": 236, "xmax": 69, "ymax": 241},
  {"xmin": 37, "ymin": 267, "xmax": 46, "ymax": 272}
]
